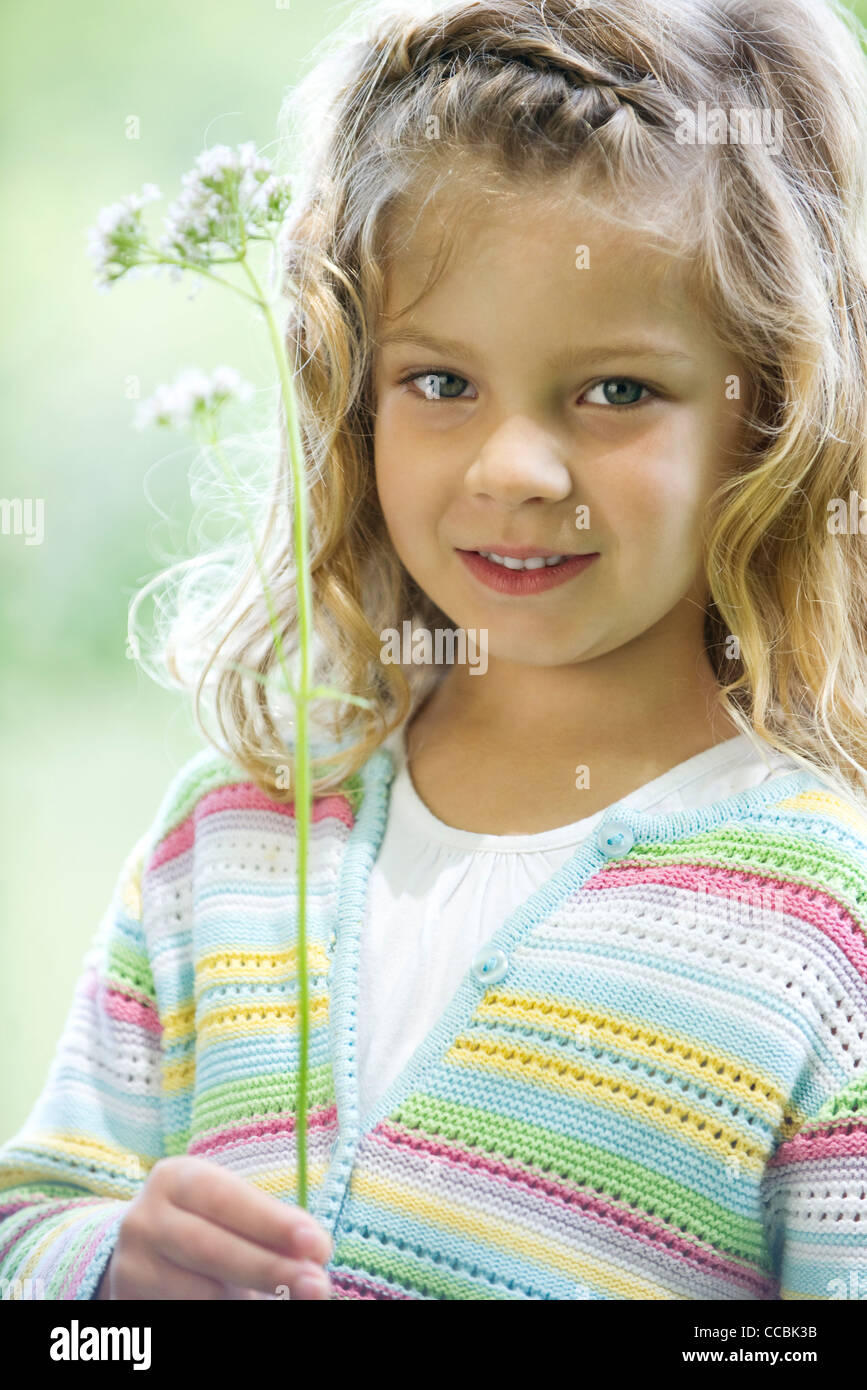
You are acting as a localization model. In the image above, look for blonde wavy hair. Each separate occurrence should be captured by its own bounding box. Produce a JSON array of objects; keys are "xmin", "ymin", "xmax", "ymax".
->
[{"xmin": 137, "ymin": 0, "xmax": 867, "ymax": 812}]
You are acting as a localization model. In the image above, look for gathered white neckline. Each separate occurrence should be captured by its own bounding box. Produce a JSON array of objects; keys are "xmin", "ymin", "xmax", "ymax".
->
[{"xmin": 380, "ymin": 724, "xmax": 797, "ymax": 854}]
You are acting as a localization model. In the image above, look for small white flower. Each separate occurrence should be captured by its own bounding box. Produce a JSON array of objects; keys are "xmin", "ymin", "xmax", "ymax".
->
[
  {"xmin": 86, "ymin": 183, "xmax": 162, "ymax": 291},
  {"xmin": 247, "ymin": 172, "xmax": 293, "ymax": 227},
  {"xmin": 157, "ymin": 142, "xmax": 292, "ymax": 265},
  {"xmin": 133, "ymin": 365, "xmax": 255, "ymax": 430}
]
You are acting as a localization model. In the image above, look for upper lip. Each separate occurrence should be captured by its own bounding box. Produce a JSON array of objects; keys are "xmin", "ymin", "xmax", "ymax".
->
[{"xmin": 459, "ymin": 544, "xmax": 597, "ymax": 559}]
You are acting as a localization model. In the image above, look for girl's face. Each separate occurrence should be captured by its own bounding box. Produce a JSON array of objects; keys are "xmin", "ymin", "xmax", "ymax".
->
[{"xmin": 372, "ymin": 176, "xmax": 750, "ymax": 671}]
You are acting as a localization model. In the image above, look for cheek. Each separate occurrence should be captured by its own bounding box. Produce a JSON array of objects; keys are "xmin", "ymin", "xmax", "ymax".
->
[
  {"xmin": 598, "ymin": 425, "xmax": 718, "ymax": 551},
  {"xmin": 373, "ymin": 406, "xmax": 439, "ymax": 546},
  {"xmin": 372, "ymin": 406, "xmax": 404, "ymax": 521}
]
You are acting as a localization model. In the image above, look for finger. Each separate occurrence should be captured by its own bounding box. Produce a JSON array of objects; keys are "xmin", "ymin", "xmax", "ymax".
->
[
  {"xmin": 116, "ymin": 1248, "xmax": 229, "ymax": 1301},
  {"xmin": 151, "ymin": 1202, "xmax": 332, "ymax": 1298},
  {"xmin": 168, "ymin": 1159, "xmax": 333, "ymax": 1265}
]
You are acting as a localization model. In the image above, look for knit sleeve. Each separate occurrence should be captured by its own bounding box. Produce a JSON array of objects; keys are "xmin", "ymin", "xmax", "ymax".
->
[
  {"xmin": 762, "ymin": 1074, "xmax": 867, "ymax": 1300},
  {"xmin": 0, "ymin": 834, "xmax": 164, "ymax": 1300}
]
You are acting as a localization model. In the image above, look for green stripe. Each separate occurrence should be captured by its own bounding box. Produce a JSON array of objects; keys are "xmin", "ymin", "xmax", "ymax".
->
[
  {"xmin": 393, "ymin": 1093, "xmax": 769, "ymax": 1266},
  {"xmin": 814, "ymin": 1071, "xmax": 867, "ymax": 1125},
  {"xmin": 0, "ymin": 1180, "xmax": 105, "ymax": 1203},
  {"xmin": 623, "ymin": 830, "xmax": 866, "ymax": 916},
  {"xmin": 105, "ymin": 934, "xmax": 157, "ymax": 1004},
  {"xmin": 190, "ymin": 1063, "xmax": 335, "ymax": 1134}
]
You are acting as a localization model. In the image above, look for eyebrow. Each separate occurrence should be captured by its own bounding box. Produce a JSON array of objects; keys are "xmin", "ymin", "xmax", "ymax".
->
[{"xmin": 376, "ymin": 329, "xmax": 695, "ymax": 367}]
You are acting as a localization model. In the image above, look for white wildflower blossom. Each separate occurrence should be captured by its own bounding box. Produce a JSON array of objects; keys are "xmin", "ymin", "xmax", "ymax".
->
[
  {"xmin": 86, "ymin": 182, "xmax": 162, "ymax": 292},
  {"xmin": 133, "ymin": 365, "xmax": 255, "ymax": 430},
  {"xmin": 157, "ymin": 142, "xmax": 292, "ymax": 267}
]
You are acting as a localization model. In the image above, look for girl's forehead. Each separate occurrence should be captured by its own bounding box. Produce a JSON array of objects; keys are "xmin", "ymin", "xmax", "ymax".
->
[
  {"xmin": 382, "ymin": 181, "xmax": 687, "ymax": 302},
  {"xmin": 385, "ymin": 159, "xmax": 692, "ymax": 271},
  {"xmin": 375, "ymin": 202, "xmax": 713, "ymax": 370}
]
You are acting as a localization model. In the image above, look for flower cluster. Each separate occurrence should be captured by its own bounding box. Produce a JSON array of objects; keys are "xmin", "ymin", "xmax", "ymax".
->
[
  {"xmin": 133, "ymin": 365, "xmax": 255, "ymax": 431},
  {"xmin": 158, "ymin": 141, "xmax": 293, "ymax": 268},
  {"xmin": 86, "ymin": 182, "xmax": 162, "ymax": 292},
  {"xmin": 85, "ymin": 143, "xmax": 293, "ymax": 291}
]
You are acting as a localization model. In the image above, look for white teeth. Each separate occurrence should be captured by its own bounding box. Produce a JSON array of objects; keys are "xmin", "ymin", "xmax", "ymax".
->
[{"xmin": 478, "ymin": 551, "xmax": 567, "ymax": 570}]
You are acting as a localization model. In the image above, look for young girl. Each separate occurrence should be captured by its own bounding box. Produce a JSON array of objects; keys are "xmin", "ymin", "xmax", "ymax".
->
[{"xmin": 2, "ymin": 0, "xmax": 867, "ymax": 1302}]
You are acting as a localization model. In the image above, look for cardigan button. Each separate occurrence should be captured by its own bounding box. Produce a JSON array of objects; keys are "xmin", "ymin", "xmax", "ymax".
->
[
  {"xmin": 471, "ymin": 946, "xmax": 509, "ymax": 985},
  {"xmin": 597, "ymin": 820, "xmax": 635, "ymax": 858}
]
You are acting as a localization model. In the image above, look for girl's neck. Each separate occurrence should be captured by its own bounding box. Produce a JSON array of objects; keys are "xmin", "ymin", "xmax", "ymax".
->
[{"xmin": 403, "ymin": 654, "xmax": 741, "ymax": 836}]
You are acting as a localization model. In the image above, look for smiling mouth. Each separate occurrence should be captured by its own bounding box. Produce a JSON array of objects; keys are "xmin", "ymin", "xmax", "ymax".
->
[
  {"xmin": 456, "ymin": 548, "xmax": 599, "ymax": 592},
  {"xmin": 473, "ymin": 550, "xmax": 572, "ymax": 571}
]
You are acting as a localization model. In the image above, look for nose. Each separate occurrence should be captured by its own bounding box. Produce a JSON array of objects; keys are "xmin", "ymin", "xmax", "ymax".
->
[{"xmin": 464, "ymin": 415, "xmax": 574, "ymax": 506}]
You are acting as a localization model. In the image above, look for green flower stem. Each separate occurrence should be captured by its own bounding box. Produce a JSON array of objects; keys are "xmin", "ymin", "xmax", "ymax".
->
[
  {"xmin": 129, "ymin": 216, "xmax": 348, "ymax": 1212},
  {"xmin": 136, "ymin": 250, "xmax": 263, "ymax": 306},
  {"xmin": 240, "ymin": 252, "xmax": 315, "ymax": 1211},
  {"xmin": 202, "ymin": 426, "xmax": 297, "ymax": 704}
]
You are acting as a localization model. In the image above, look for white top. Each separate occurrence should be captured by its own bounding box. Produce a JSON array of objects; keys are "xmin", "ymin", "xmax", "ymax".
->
[{"xmin": 354, "ymin": 726, "xmax": 801, "ymax": 1123}]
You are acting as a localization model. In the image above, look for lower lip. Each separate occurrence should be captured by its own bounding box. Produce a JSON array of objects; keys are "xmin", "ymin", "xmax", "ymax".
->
[{"xmin": 456, "ymin": 549, "xmax": 599, "ymax": 594}]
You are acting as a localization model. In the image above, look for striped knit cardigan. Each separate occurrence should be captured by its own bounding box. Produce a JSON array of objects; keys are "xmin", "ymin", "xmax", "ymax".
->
[{"xmin": 1, "ymin": 741, "xmax": 867, "ymax": 1301}]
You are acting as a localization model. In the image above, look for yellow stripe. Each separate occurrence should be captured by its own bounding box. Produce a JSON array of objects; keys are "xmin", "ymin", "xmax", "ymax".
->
[
  {"xmin": 195, "ymin": 945, "xmax": 331, "ymax": 998},
  {"xmin": 3, "ymin": 1140, "xmax": 154, "ymax": 1195},
  {"xmin": 164, "ymin": 942, "xmax": 333, "ymax": 1040},
  {"xmin": 162, "ymin": 1055, "xmax": 196, "ymax": 1093},
  {"xmin": 161, "ymin": 999, "xmax": 196, "ymax": 1044},
  {"xmin": 20, "ymin": 1132, "xmax": 154, "ymax": 1174},
  {"xmin": 776, "ymin": 789, "xmax": 867, "ymax": 836},
  {"xmin": 120, "ymin": 857, "xmax": 143, "ymax": 920},
  {"xmin": 241, "ymin": 1162, "xmax": 328, "ymax": 1200},
  {"xmin": 475, "ymin": 994, "xmax": 785, "ymax": 1126},
  {"xmin": 447, "ymin": 1036, "xmax": 767, "ymax": 1174},
  {"xmin": 0, "ymin": 1162, "xmax": 133, "ymax": 1194},
  {"xmin": 197, "ymin": 992, "xmax": 329, "ymax": 1044},
  {"xmin": 350, "ymin": 1168, "xmax": 683, "ymax": 1299}
]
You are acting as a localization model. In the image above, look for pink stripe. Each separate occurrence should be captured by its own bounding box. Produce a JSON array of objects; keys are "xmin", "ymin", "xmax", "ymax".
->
[
  {"xmin": 373, "ymin": 1121, "xmax": 774, "ymax": 1297},
  {"xmin": 81, "ymin": 968, "xmax": 162, "ymax": 1035},
  {"xmin": 187, "ymin": 1104, "xmax": 338, "ymax": 1156},
  {"xmin": 767, "ymin": 1124, "xmax": 867, "ymax": 1168},
  {"xmin": 584, "ymin": 862, "xmax": 867, "ymax": 984},
  {"xmin": 330, "ymin": 1272, "xmax": 414, "ymax": 1300},
  {"xmin": 147, "ymin": 782, "xmax": 356, "ymax": 873},
  {"xmin": 0, "ymin": 1197, "xmax": 100, "ymax": 1267},
  {"xmin": 147, "ymin": 814, "xmax": 194, "ymax": 873}
]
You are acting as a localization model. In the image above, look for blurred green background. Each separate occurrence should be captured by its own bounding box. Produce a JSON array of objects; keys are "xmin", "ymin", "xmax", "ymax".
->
[{"xmin": 2, "ymin": 0, "xmax": 867, "ymax": 1137}]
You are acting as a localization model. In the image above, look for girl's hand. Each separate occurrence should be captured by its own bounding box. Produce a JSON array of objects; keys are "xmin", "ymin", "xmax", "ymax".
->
[{"xmin": 94, "ymin": 1155, "xmax": 334, "ymax": 1300}]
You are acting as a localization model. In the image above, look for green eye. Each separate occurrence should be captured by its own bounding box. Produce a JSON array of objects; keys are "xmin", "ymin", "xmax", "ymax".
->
[
  {"xmin": 413, "ymin": 371, "xmax": 468, "ymax": 400},
  {"xmin": 585, "ymin": 379, "xmax": 650, "ymax": 407}
]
